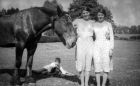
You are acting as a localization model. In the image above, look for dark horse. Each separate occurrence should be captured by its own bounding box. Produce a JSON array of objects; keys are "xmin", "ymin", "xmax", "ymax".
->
[{"xmin": 0, "ymin": 4, "xmax": 77, "ymax": 85}]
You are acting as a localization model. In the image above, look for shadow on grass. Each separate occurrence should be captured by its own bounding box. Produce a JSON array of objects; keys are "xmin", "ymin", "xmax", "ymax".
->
[{"xmin": 0, "ymin": 69, "xmax": 110, "ymax": 86}]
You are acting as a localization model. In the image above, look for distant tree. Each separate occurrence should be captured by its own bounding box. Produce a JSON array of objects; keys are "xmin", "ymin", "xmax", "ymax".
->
[
  {"xmin": 112, "ymin": 24, "xmax": 140, "ymax": 34},
  {"xmin": 130, "ymin": 25, "xmax": 137, "ymax": 34},
  {"xmin": 15, "ymin": 8, "xmax": 20, "ymax": 13},
  {"xmin": 68, "ymin": 0, "xmax": 113, "ymax": 23},
  {"xmin": 69, "ymin": 0, "xmax": 98, "ymax": 19},
  {"xmin": 137, "ymin": 25, "xmax": 140, "ymax": 34},
  {"xmin": 6, "ymin": 7, "xmax": 19, "ymax": 15},
  {"xmin": 2, "ymin": 8, "xmax": 6, "ymax": 15},
  {"xmin": 0, "ymin": 8, "xmax": 6, "ymax": 16}
]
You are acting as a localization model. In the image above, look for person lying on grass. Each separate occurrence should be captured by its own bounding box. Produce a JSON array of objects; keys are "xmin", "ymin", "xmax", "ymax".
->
[{"xmin": 33, "ymin": 57, "xmax": 75, "ymax": 77}]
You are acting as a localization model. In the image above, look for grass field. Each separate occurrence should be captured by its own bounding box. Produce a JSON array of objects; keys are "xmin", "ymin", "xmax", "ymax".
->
[
  {"xmin": 0, "ymin": 40, "xmax": 140, "ymax": 86},
  {"xmin": 115, "ymin": 34, "xmax": 140, "ymax": 40}
]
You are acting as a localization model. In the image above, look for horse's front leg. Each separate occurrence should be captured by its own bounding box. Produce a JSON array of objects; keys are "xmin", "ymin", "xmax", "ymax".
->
[
  {"xmin": 25, "ymin": 43, "xmax": 37, "ymax": 84},
  {"xmin": 11, "ymin": 42, "xmax": 24, "ymax": 85}
]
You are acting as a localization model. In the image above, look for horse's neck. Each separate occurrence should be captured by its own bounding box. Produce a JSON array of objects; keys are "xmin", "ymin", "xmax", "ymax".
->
[
  {"xmin": 39, "ymin": 7, "xmax": 57, "ymax": 16},
  {"xmin": 35, "ymin": 24, "xmax": 52, "ymax": 38},
  {"xmin": 33, "ymin": 7, "xmax": 58, "ymax": 37}
]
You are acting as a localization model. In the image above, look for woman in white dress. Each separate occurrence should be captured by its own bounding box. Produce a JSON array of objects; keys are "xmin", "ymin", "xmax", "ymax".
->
[
  {"xmin": 73, "ymin": 9, "xmax": 94, "ymax": 86},
  {"xmin": 93, "ymin": 9, "xmax": 114, "ymax": 86}
]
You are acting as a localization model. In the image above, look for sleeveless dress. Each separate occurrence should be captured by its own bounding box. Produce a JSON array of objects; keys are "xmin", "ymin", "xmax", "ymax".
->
[
  {"xmin": 93, "ymin": 21, "xmax": 114, "ymax": 72},
  {"xmin": 73, "ymin": 19, "xmax": 95, "ymax": 72}
]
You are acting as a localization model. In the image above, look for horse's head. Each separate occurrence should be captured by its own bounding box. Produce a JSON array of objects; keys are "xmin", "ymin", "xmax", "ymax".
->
[{"xmin": 53, "ymin": 6, "xmax": 77, "ymax": 49}]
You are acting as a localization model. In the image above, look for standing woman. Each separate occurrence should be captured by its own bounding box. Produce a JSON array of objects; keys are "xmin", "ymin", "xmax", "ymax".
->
[
  {"xmin": 93, "ymin": 9, "xmax": 114, "ymax": 86},
  {"xmin": 73, "ymin": 9, "xmax": 94, "ymax": 86}
]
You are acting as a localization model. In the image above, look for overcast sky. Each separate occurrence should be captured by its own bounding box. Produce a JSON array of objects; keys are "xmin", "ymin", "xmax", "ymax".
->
[{"xmin": 0, "ymin": 0, "xmax": 140, "ymax": 26}]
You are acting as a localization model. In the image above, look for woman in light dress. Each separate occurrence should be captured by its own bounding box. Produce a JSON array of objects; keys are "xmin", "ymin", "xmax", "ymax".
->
[
  {"xmin": 93, "ymin": 9, "xmax": 114, "ymax": 86},
  {"xmin": 73, "ymin": 9, "xmax": 95, "ymax": 86}
]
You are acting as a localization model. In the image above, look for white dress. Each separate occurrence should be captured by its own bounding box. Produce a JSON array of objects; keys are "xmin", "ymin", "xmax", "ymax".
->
[
  {"xmin": 93, "ymin": 21, "xmax": 114, "ymax": 72},
  {"xmin": 73, "ymin": 19, "xmax": 95, "ymax": 72}
]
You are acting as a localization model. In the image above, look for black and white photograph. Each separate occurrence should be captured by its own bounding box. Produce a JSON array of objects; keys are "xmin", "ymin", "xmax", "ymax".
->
[{"xmin": 0, "ymin": 0, "xmax": 140, "ymax": 86}]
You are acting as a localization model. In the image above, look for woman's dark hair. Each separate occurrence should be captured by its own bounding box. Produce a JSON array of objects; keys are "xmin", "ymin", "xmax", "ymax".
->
[
  {"xmin": 95, "ymin": 8, "xmax": 106, "ymax": 21},
  {"xmin": 98, "ymin": 8, "xmax": 106, "ymax": 17},
  {"xmin": 79, "ymin": 7, "xmax": 90, "ymax": 18},
  {"xmin": 83, "ymin": 7, "xmax": 90, "ymax": 12},
  {"xmin": 55, "ymin": 57, "xmax": 61, "ymax": 63}
]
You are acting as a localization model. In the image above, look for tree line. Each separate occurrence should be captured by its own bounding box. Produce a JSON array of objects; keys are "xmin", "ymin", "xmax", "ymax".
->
[
  {"xmin": 0, "ymin": 7, "xmax": 19, "ymax": 17},
  {"xmin": 114, "ymin": 25, "xmax": 140, "ymax": 34}
]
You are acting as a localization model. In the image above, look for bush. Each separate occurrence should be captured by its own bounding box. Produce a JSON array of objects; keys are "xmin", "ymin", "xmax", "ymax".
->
[
  {"xmin": 115, "ymin": 34, "xmax": 140, "ymax": 40},
  {"xmin": 130, "ymin": 36, "xmax": 140, "ymax": 40},
  {"xmin": 130, "ymin": 36, "xmax": 137, "ymax": 40},
  {"xmin": 114, "ymin": 36, "xmax": 120, "ymax": 40},
  {"xmin": 119, "ymin": 37, "xmax": 129, "ymax": 40},
  {"xmin": 137, "ymin": 36, "xmax": 140, "ymax": 40}
]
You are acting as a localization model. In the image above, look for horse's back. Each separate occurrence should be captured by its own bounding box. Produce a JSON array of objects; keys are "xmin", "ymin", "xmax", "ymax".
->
[
  {"xmin": 0, "ymin": 9, "xmax": 33, "ymax": 47},
  {"xmin": 0, "ymin": 7, "xmax": 53, "ymax": 47}
]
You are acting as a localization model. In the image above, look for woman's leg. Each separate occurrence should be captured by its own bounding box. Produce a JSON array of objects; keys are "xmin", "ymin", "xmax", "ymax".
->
[
  {"xmin": 85, "ymin": 71, "xmax": 90, "ymax": 86},
  {"xmin": 102, "ymin": 72, "xmax": 108, "ymax": 86},
  {"xmin": 102, "ymin": 44, "xmax": 110, "ymax": 86},
  {"xmin": 94, "ymin": 45, "xmax": 102, "ymax": 86},
  {"xmin": 94, "ymin": 46, "xmax": 101, "ymax": 86},
  {"xmin": 95, "ymin": 72, "xmax": 101, "ymax": 86},
  {"xmin": 85, "ymin": 50, "xmax": 93, "ymax": 86},
  {"xmin": 80, "ymin": 71, "xmax": 85, "ymax": 86}
]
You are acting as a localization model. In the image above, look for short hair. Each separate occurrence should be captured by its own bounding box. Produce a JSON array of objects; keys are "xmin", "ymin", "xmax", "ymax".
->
[
  {"xmin": 82, "ymin": 7, "xmax": 90, "ymax": 13},
  {"xmin": 55, "ymin": 57, "xmax": 61, "ymax": 63},
  {"xmin": 97, "ymin": 8, "xmax": 106, "ymax": 17},
  {"xmin": 80, "ymin": 7, "xmax": 90, "ymax": 18},
  {"xmin": 94, "ymin": 8, "xmax": 106, "ymax": 21}
]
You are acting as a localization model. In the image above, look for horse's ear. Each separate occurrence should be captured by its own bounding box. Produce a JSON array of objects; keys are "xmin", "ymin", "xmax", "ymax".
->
[{"xmin": 57, "ymin": 5, "xmax": 63, "ymax": 17}]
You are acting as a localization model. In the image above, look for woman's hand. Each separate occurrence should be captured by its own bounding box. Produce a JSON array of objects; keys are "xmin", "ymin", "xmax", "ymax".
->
[{"xmin": 109, "ymin": 49, "xmax": 113, "ymax": 57}]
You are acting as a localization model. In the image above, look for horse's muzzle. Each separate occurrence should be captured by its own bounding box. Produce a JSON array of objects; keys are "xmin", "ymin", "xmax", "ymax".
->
[{"xmin": 66, "ymin": 36, "xmax": 77, "ymax": 49}]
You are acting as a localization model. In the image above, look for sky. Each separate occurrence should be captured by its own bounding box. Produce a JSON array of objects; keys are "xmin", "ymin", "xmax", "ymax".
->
[{"xmin": 0, "ymin": 0, "xmax": 140, "ymax": 26}]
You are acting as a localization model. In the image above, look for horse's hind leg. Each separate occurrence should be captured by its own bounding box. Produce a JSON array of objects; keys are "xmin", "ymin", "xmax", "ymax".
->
[
  {"xmin": 25, "ymin": 43, "xmax": 37, "ymax": 84},
  {"xmin": 11, "ymin": 42, "xmax": 24, "ymax": 85}
]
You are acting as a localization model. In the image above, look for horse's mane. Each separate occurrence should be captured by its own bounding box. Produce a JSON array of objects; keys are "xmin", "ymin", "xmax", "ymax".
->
[
  {"xmin": 43, "ymin": 0, "xmax": 62, "ymax": 11},
  {"xmin": 43, "ymin": 0, "xmax": 58, "ymax": 10},
  {"xmin": 43, "ymin": 0, "xmax": 64, "ymax": 13}
]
